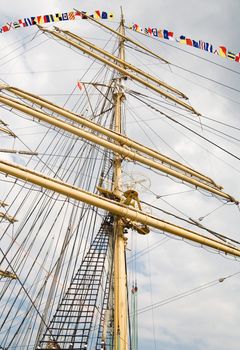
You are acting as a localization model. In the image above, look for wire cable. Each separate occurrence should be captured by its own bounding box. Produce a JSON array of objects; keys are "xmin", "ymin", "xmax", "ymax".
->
[
  {"xmin": 137, "ymin": 270, "xmax": 240, "ymax": 315},
  {"xmin": 129, "ymin": 91, "xmax": 240, "ymax": 161}
]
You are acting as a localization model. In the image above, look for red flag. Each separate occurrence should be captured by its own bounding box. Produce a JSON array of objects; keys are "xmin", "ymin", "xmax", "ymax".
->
[
  {"xmin": 235, "ymin": 53, "xmax": 240, "ymax": 62},
  {"xmin": 77, "ymin": 81, "xmax": 84, "ymax": 90}
]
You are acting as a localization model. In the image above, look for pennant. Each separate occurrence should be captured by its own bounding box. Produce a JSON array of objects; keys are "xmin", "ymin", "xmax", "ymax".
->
[
  {"xmin": 227, "ymin": 51, "xmax": 236, "ymax": 60},
  {"xmin": 43, "ymin": 15, "xmax": 51, "ymax": 24},
  {"xmin": 24, "ymin": 18, "xmax": 33, "ymax": 26},
  {"xmin": 68, "ymin": 11, "xmax": 76, "ymax": 20},
  {"xmin": 77, "ymin": 81, "xmax": 84, "ymax": 90},
  {"xmin": 218, "ymin": 46, "xmax": 227, "ymax": 57},
  {"xmin": 2, "ymin": 24, "xmax": 11, "ymax": 32},
  {"xmin": 0, "ymin": 9, "xmax": 113, "ymax": 35},
  {"xmin": 80, "ymin": 11, "xmax": 88, "ymax": 19},
  {"xmin": 192, "ymin": 40, "xmax": 199, "ymax": 48},
  {"xmin": 31, "ymin": 17, "xmax": 38, "ymax": 25},
  {"xmin": 54, "ymin": 13, "xmax": 63, "ymax": 22},
  {"xmin": 152, "ymin": 28, "xmax": 158, "ymax": 37},
  {"xmin": 18, "ymin": 19, "xmax": 27, "ymax": 27},
  {"xmin": 94, "ymin": 10, "xmax": 101, "ymax": 19},
  {"xmin": 62, "ymin": 13, "xmax": 69, "ymax": 21},
  {"xmin": 147, "ymin": 27, "xmax": 153, "ymax": 35},
  {"xmin": 235, "ymin": 53, "xmax": 240, "ymax": 62},
  {"xmin": 12, "ymin": 22, "xmax": 20, "ymax": 29},
  {"xmin": 36, "ymin": 16, "xmax": 45, "ymax": 25},
  {"xmin": 204, "ymin": 42, "xmax": 210, "ymax": 51},
  {"xmin": 199, "ymin": 40, "xmax": 204, "ymax": 50},
  {"xmin": 128, "ymin": 23, "xmax": 240, "ymax": 65},
  {"xmin": 186, "ymin": 38, "xmax": 193, "ymax": 46},
  {"xmin": 134, "ymin": 24, "xmax": 141, "ymax": 32},
  {"xmin": 179, "ymin": 35, "xmax": 186, "ymax": 44},
  {"xmin": 101, "ymin": 12, "xmax": 108, "ymax": 19},
  {"xmin": 163, "ymin": 29, "xmax": 170, "ymax": 39},
  {"xmin": 2, "ymin": 10, "xmax": 240, "ymax": 66},
  {"xmin": 74, "ymin": 10, "xmax": 82, "ymax": 18},
  {"xmin": 168, "ymin": 31, "xmax": 174, "ymax": 40}
]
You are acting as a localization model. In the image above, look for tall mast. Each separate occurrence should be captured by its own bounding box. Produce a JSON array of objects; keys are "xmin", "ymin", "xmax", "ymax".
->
[{"xmin": 113, "ymin": 8, "xmax": 128, "ymax": 350}]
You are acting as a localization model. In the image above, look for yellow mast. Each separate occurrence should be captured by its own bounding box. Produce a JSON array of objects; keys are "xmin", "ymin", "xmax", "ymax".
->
[
  {"xmin": 74, "ymin": 9, "xmax": 171, "ymax": 65},
  {"xmin": 0, "ymin": 12, "xmax": 240, "ymax": 349},
  {"xmin": 1, "ymin": 158, "xmax": 240, "ymax": 258},
  {"xmin": 0, "ymin": 93, "xmax": 237, "ymax": 202},
  {"xmin": 0, "ymin": 10, "xmax": 240, "ymax": 350},
  {"xmin": 38, "ymin": 26, "xmax": 200, "ymax": 115},
  {"xmin": 113, "ymin": 10, "xmax": 128, "ymax": 350}
]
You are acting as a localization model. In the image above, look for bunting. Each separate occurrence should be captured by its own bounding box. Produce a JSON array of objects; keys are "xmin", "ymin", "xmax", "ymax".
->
[
  {"xmin": 1, "ymin": 9, "xmax": 239, "ymax": 66},
  {"xmin": 129, "ymin": 23, "xmax": 240, "ymax": 64},
  {"xmin": 0, "ymin": 10, "xmax": 114, "ymax": 34}
]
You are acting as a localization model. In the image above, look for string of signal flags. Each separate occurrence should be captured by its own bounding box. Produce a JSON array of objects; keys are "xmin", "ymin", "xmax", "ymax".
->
[
  {"xmin": 0, "ymin": 8, "xmax": 239, "ymax": 64},
  {"xmin": 130, "ymin": 23, "xmax": 240, "ymax": 63}
]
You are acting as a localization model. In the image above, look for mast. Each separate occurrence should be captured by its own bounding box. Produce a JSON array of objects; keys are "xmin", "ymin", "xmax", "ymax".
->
[
  {"xmin": 113, "ymin": 8, "xmax": 128, "ymax": 350},
  {"xmin": 1, "ymin": 10, "xmax": 240, "ymax": 349}
]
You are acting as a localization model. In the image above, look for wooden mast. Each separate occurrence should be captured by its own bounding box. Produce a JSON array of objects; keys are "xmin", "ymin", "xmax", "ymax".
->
[
  {"xmin": 1, "ymin": 12, "xmax": 240, "ymax": 349},
  {"xmin": 37, "ymin": 26, "xmax": 200, "ymax": 115},
  {"xmin": 113, "ymin": 9, "xmax": 128, "ymax": 350},
  {"xmin": 0, "ymin": 93, "xmax": 237, "ymax": 202},
  {"xmin": 0, "ymin": 9, "xmax": 240, "ymax": 350}
]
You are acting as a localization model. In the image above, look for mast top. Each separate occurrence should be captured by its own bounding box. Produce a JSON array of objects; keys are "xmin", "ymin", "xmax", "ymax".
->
[{"xmin": 120, "ymin": 6, "xmax": 124, "ymax": 19}]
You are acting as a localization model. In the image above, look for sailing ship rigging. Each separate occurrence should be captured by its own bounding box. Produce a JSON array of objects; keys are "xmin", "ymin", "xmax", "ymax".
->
[{"xmin": 0, "ymin": 6, "xmax": 240, "ymax": 350}]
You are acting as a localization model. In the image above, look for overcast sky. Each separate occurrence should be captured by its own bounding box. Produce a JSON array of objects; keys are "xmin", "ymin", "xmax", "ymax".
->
[{"xmin": 0, "ymin": 1, "xmax": 240, "ymax": 350}]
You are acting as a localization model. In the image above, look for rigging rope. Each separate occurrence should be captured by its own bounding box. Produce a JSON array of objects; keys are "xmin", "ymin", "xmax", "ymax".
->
[
  {"xmin": 124, "ymin": 39, "xmax": 240, "ymax": 106},
  {"xmin": 136, "ymin": 270, "xmax": 240, "ymax": 315},
  {"xmin": 129, "ymin": 91, "xmax": 240, "ymax": 161}
]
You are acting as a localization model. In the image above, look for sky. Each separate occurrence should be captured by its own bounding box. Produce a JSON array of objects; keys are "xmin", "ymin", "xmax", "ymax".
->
[{"xmin": 0, "ymin": 1, "xmax": 240, "ymax": 350}]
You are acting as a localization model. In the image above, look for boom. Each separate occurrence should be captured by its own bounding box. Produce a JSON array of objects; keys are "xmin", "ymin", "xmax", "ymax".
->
[{"xmin": 0, "ymin": 159, "xmax": 240, "ymax": 258}]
